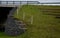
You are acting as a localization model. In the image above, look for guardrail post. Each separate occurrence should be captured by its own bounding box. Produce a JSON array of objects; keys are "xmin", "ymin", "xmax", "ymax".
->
[
  {"xmin": 6, "ymin": 1, "xmax": 8, "ymax": 5},
  {"xmin": 0, "ymin": 1, "xmax": 1, "ymax": 4},
  {"xmin": 13, "ymin": 1, "xmax": 15, "ymax": 5}
]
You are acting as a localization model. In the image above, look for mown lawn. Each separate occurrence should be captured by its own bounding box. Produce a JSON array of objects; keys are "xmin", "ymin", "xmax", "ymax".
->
[{"xmin": 0, "ymin": 5, "xmax": 60, "ymax": 38}]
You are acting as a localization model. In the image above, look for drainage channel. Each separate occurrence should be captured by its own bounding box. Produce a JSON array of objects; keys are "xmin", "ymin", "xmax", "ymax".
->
[
  {"xmin": 0, "ymin": 7, "xmax": 26, "ymax": 36},
  {"xmin": 0, "ymin": 7, "xmax": 14, "ymax": 32}
]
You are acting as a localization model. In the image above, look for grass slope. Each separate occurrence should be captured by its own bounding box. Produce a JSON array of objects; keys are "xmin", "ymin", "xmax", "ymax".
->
[{"xmin": 0, "ymin": 5, "xmax": 60, "ymax": 38}]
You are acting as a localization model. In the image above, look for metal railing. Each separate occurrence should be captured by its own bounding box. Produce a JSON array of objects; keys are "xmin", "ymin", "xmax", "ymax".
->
[{"xmin": 0, "ymin": 1, "xmax": 40, "ymax": 5}]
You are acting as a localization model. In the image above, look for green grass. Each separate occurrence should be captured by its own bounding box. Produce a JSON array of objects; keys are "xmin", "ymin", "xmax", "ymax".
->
[{"xmin": 0, "ymin": 5, "xmax": 60, "ymax": 38}]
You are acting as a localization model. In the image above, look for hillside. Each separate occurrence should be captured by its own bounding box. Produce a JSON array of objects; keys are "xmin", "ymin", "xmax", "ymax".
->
[{"xmin": 0, "ymin": 5, "xmax": 60, "ymax": 38}]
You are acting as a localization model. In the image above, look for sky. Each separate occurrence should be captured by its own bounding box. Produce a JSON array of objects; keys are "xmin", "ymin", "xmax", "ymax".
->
[{"xmin": 0, "ymin": 0, "xmax": 60, "ymax": 3}]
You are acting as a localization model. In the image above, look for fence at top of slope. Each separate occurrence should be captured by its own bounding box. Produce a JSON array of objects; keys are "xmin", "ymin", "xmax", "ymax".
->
[{"xmin": 0, "ymin": 1, "xmax": 40, "ymax": 7}]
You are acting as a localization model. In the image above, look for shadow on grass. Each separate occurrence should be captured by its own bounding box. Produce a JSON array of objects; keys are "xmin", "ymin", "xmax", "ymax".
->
[{"xmin": 0, "ymin": 32, "xmax": 21, "ymax": 37}]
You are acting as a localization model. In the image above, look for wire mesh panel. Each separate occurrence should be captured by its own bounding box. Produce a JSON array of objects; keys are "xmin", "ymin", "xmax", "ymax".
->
[
  {"xmin": 1, "ymin": 1, "xmax": 7, "ymax": 5},
  {"xmin": 27, "ymin": 1, "xmax": 40, "ymax": 4},
  {"xmin": 20, "ymin": 1, "xmax": 27, "ymax": 5},
  {"xmin": 7, "ymin": 1, "xmax": 13, "ymax": 5},
  {"xmin": 0, "ymin": 1, "xmax": 40, "ymax": 7}
]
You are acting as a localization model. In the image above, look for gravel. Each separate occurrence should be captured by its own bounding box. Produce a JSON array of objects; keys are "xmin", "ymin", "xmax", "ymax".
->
[{"xmin": 5, "ymin": 17, "xmax": 26, "ymax": 36}]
